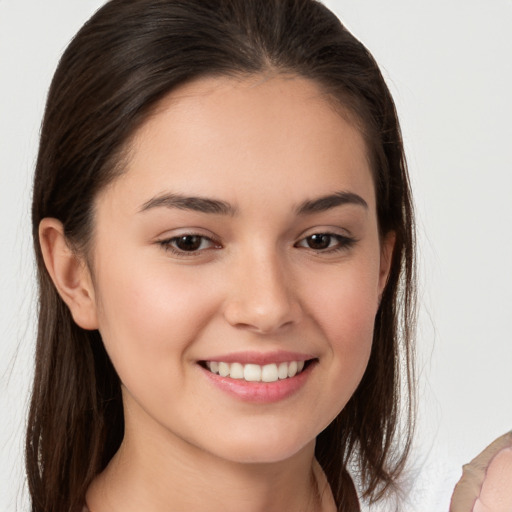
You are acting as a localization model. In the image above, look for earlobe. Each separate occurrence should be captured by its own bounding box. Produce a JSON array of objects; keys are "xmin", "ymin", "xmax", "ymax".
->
[
  {"xmin": 378, "ymin": 231, "xmax": 396, "ymax": 298},
  {"xmin": 39, "ymin": 218, "xmax": 99, "ymax": 330}
]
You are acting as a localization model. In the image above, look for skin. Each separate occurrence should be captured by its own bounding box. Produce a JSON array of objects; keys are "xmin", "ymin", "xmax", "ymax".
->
[
  {"xmin": 450, "ymin": 432, "xmax": 512, "ymax": 512},
  {"xmin": 40, "ymin": 75, "xmax": 394, "ymax": 512}
]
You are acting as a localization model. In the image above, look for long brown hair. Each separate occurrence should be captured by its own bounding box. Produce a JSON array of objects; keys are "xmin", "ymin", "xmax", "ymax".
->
[{"xmin": 27, "ymin": 1, "xmax": 416, "ymax": 511}]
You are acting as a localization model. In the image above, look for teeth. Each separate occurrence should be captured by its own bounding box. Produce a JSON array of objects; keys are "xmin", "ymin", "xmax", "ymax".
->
[
  {"xmin": 244, "ymin": 364, "xmax": 261, "ymax": 382},
  {"xmin": 288, "ymin": 361, "xmax": 298, "ymax": 378},
  {"xmin": 230, "ymin": 362, "xmax": 244, "ymax": 379},
  {"xmin": 278, "ymin": 362, "xmax": 288, "ymax": 380},
  {"xmin": 205, "ymin": 360, "xmax": 308, "ymax": 382},
  {"xmin": 261, "ymin": 363, "xmax": 278, "ymax": 383},
  {"xmin": 218, "ymin": 362, "xmax": 230, "ymax": 377}
]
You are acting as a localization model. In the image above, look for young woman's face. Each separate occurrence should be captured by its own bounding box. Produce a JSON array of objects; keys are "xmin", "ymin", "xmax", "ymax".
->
[{"xmin": 89, "ymin": 75, "xmax": 392, "ymax": 464}]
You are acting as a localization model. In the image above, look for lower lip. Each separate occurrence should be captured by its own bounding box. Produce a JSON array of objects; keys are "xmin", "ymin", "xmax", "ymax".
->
[{"xmin": 199, "ymin": 362, "xmax": 316, "ymax": 403}]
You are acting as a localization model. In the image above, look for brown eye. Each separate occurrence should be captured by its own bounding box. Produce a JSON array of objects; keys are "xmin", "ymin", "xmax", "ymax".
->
[
  {"xmin": 306, "ymin": 234, "xmax": 332, "ymax": 250},
  {"xmin": 158, "ymin": 234, "xmax": 218, "ymax": 255},
  {"xmin": 295, "ymin": 232, "xmax": 356, "ymax": 253},
  {"xmin": 174, "ymin": 235, "xmax": 204, "ymax": 251}
]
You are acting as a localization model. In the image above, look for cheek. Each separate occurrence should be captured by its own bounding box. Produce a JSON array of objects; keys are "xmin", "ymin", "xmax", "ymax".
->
[
  {"xmin": 307, "ymin": 261, "xmax": 380, "ymax": 345},
  {"xmin": 93, "ymin": 263, "xmax": 219, "ymax": 382},
  {"xmin": 302, "ymin": 259, "xmax": 380, "ymax": 400},
  {"xmin": 323, "ymin": 289, "xmax": 375, "ymax": 386}
]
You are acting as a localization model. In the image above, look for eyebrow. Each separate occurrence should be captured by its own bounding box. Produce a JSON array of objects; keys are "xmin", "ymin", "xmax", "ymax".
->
[
  {"xmin": 295, "ymin": 191, "xmax": 368, "ymax": 215},
  {"xmin": 139, "ymin": 190, "xmax": 367, "ymax": 216},
  {"xmin": 139, "ymin": 193, "xmax": 237, "ymax": 215}
]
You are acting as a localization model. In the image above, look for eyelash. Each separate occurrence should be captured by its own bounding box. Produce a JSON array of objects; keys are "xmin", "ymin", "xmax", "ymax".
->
[
  {"xmin": 294, "ymin": 233, "xmax": 356, "ymax": 253},
  {"xmin": 158, "ymin": 234, "xmax": 220, "ymax": 257},
  {"xmin": 157, "ymin": 232, "xmax": 356, "ymax": 257}
]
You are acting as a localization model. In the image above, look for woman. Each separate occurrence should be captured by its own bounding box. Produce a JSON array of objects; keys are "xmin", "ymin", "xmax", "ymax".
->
[{"xmin": 26, "ymin": 0, "xmax": 416, "ymax": 511}]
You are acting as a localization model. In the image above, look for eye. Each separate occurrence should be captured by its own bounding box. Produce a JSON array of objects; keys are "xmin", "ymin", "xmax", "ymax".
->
[
  {"xmin": 295, "ymin": 233, "xmax": 355, "ymax": 252},
  {"xmin": 158, "ymin": 234, "xmax": 220, "ymax": 255}
]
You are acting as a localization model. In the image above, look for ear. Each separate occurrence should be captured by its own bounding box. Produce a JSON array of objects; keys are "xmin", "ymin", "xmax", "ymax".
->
[
  {"xmin": 39, "ymin": 218, "xmax": 99, "ymax": 330},
  {"xmin": 378, "ymin": 231, "xmax": 396, "ymax": 299}
]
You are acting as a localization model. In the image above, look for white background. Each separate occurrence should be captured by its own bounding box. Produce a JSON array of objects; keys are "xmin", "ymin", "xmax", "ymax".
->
[{"xmin": 1, "ymin": 1, "xmax": 511, "ymax": 510}]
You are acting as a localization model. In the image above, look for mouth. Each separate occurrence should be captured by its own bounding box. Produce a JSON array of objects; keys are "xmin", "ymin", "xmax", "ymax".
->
[
  {"xmin": 199, "ymin": 359, "xmax": 316, "ymax": 383},
  {"xmin": 198, "ymin": 355, "xmax": 318, "ymax": 403}
]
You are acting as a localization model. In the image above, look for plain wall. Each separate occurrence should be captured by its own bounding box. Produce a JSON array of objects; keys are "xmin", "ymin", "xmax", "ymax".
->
[{"xmin": 1, "ymin": 1, "xmax": 511, "ymax": 510}]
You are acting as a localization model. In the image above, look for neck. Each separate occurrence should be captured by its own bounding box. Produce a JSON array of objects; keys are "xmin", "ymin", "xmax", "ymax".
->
[{"xmin": 86, "ymin": 400, "xmax": 332, "ymax": 512}]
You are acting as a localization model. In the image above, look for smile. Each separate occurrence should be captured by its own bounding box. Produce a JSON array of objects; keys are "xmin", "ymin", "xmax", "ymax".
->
[
  {"xmin": 204, "ymin": 360, "xmax": 307, "ymax": 382},
  {"xmin": 199, "ymin": 358, "xmax": 316, "ymax": 403}
]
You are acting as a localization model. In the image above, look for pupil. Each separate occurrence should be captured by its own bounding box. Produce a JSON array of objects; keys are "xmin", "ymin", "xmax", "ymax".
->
[
  {"xmin": 308, "ymin": 234, "xmax": 331, "ymax": 249},
  {"xmin": 176, "ymin": 235, "xmax": 201, "ymax": 251}
]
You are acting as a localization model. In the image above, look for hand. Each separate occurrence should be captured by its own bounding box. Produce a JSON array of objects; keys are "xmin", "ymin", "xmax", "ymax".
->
[{"xmin": 450, "ymin": 431, "xmax": 512, "ymax": 512}]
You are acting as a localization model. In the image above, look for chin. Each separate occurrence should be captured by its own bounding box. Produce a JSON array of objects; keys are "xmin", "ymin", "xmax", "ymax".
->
[{"xmin": 203, "ymin": 426, "xmax": 316, "ymax": 465}]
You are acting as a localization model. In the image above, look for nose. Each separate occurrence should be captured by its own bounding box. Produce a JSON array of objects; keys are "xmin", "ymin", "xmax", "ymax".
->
[{"xmin": 222, "ymin": 248, "xmax": 302, "ymax": 334}]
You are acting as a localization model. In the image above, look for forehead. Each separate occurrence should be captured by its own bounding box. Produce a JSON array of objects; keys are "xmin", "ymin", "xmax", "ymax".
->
[{"xmin": 101, "ymin": 74, "xmax": 375, "ymax": 213}]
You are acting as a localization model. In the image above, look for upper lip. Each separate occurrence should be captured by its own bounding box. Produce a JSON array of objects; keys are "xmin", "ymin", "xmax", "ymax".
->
[{"xmin": 199, "ymin": 350, "xmax": 316, "ymax": 365}]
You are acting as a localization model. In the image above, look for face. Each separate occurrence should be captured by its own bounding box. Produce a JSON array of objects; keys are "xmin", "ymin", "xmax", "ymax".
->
[{"xmin": 88, "ymin": 75, "xmax": 392, "ymax": 464}]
